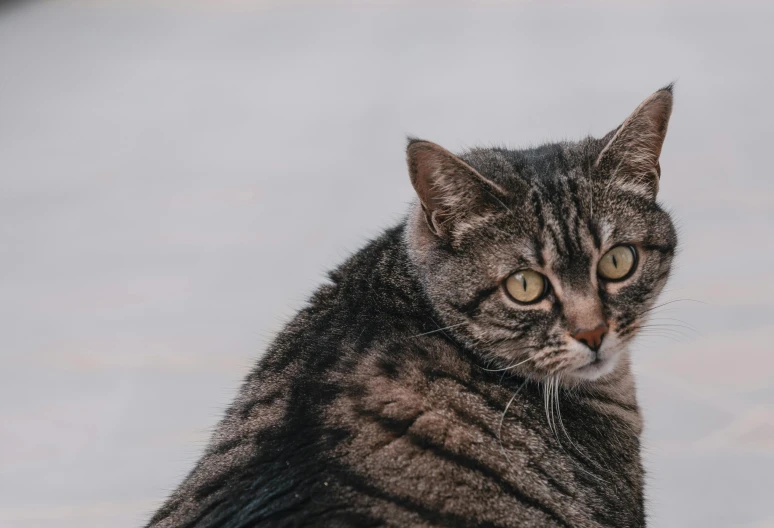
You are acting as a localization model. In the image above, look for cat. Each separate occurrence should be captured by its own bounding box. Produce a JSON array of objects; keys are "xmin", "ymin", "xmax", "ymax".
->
[{"xmin": 147, "ymin": 86, "xmax": 676, "ymax": 528}]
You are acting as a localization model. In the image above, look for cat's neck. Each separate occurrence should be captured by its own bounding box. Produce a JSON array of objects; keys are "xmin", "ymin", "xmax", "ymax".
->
[{"xmin": 577, "ymin": 349, "xmax": 643, "ymax": 435}]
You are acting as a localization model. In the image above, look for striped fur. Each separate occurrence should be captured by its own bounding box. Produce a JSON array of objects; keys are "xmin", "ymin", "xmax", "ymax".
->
[{"xmin": 148, "ymin": 87, "xmax": 677, "ymax": 527}]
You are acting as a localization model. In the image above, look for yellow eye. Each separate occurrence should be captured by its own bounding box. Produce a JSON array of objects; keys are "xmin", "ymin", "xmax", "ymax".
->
[
  {"xmin": 598, "ymin": 245, "xmax": 637, "ymax": 281},
  {"xmin": 505, "ymin": 270, "xmax": 547, "ymax": 304}
]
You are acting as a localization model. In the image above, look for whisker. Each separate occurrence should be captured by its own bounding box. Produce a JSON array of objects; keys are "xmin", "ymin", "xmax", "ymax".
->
[
  {"xmin": 410, "ymin": 322, "xmax": 467, "ymax": 338},
  {"xmin": 498, "ymin": 377, "xmax": 530, "ymax": 464},
  {"xmin": 638, "ymin": 325, "xmax": 693, "ymax": 335},
  {"xmin": 639, "ymin": 323, "xmax": 696, "ymax": 333},
  {"xmin": 640, "ymin": 298, "xmax": 707, "ymax": 315},
  {"xmin": 554, "ymin": 374, "xmax": 574, "ymax": 447},
  {"xmin": 483, "ymin": 188, "xmax": 516, "ymax": 217},
  {"xmin": 544, "ymin": 376, "xmax": 558, "ymax": 438},
  {"xmin": 480, "ymin": 355, "xmax": 534, "ymax": 373},
  {"xmin": 646, "ymin": 317, "xmax": 698, "ymax": 331},
  {"xmin": 634, "ymin": 331, "xmax": 685, "ymax": 343},
  {"xmin": 553, "ymin": 375, "xmax": 612, "ymax": 484},
  {"xmin": 551, "ymin": 377, "xmax": 560, "ymax": 441}
]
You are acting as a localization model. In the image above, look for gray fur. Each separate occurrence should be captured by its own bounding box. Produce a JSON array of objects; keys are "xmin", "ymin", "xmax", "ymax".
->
[{"xmin": 147, "ymin": 87, "xmax": 677, "ymax": 527}]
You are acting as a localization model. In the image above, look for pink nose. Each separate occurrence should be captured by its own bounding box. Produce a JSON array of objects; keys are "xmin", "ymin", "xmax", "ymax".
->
[{"xmin": 572, "ymin": 324, "xmax": 608, "ymax": 352}]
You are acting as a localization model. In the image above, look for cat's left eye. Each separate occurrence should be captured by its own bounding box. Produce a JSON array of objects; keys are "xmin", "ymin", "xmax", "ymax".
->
[{"xmin": 598, "ymin": 245, "xmax": 637, "ymax": 281}]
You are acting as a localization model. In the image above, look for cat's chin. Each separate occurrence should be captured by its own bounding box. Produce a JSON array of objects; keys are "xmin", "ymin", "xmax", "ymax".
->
[
  {"xmin": 564, "ymin": 346, "xmax": 624, "ymax": 382},
  {"xmin": 566, "ymin": 354, "xmax": 620, "ymax": 381}
]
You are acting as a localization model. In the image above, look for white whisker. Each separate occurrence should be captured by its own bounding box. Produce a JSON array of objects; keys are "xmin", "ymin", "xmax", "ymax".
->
[
  {"xmin": 480, "ymin": 355, "xmax": 533, "ymax": 373},
  {"xmin": 410, "ymin": 322, "xmax": 467, "ymax": 338},
  {"xmin": 497, "ymin": 378, "xmax": 529, "ymax": 465}
]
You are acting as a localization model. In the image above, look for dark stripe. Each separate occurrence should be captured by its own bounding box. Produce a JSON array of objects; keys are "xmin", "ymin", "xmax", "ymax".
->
[
  {"xmin": 421, "ymin": 368, "xmax": 519, "ymax": 417},
  {"xmin": 238, "ymin": 388, "xmax": 284, "ymax": 420},
  {"xmin": 178, "ymin": 496, "xmax": 228, "ymax": 528},
  {"xmin": 580, "ymin": 392, "xmax": 639, "ymax": 414},
  {"xmin": 331, "ymin": 466, "xmax": 509, "ymax": 528},
  {"xmin": 642, "ymin": 243, "xmax": 674, "ymax": 255},
  {"xmin": 532, "ymin": 191, "xmax": 545, "ymax": 233},
  {"xmin": 587, "ymin": 217, "xmax": 602, "ymax": 248},
  {"xmin": 565, "ymin": 178, "xmax": 583, "ymax": 253},
  {"xmin": 453, "ymin": 284, "xmax": 500, "ymax": 317},
  {"xmin": 547, "ymin": 221, "xmax": 564, "ymax": 255},
  {"xmin": 193, "ymin": 476, "xmax": 229, "ymax": 502},
  {"xmin": 209, "ymin": 436, "xmax": 247, "ymax": 457},
  {"xmin": 403, "ymin": 431, "xmax": 573, "ymax": 527},
  {"xmin": 483, "ymin": 319, "xmax": 527, "ymax": 334},
  {"xmin": 527, "ymin": 461, "xmax": 577, "ymax": 500},
  {"xmin": 355, "ymin": 376, "xmax": 578, "ymax": 507}
]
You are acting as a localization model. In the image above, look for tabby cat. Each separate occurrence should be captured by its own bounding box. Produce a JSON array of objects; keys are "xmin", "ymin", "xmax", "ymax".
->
[{"xmin": 148, "ymin": 86, "xmax": 677, "ymax": 527}]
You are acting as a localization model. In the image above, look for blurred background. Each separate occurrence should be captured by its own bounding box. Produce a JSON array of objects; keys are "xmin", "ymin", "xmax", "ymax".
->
[{"xmin": 1, "ymin": 1, "xmax": 772, "ymax": 527}]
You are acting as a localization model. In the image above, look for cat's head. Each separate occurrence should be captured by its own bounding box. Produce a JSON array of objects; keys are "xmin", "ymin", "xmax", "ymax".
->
[{"xmin": 406, "ymin": 87, "xmax": 677, "ymax": 383}]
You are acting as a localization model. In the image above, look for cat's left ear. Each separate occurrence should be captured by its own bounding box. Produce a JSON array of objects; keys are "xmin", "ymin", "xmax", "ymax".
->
[{"xmin": 595, "ymin": 85, "xmax": 673, "ymax": 197}]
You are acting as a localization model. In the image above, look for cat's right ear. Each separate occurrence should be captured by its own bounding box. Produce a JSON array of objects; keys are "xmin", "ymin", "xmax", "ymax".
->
[{"xmin": 406, "ymin": 139, "xmax": 505, "ymax": 238}]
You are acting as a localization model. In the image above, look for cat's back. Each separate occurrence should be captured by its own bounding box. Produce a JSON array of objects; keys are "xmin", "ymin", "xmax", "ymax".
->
[
  {"xmin": 146, "ymin": 225, "xmax": 434, "ymax": 527},
  {"xmin": 148, "ymin": 225, "xmax": 644, "ymax": 528}
]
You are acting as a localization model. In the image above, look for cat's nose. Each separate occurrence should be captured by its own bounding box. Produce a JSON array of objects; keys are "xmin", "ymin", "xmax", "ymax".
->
[{"xmin": 572, "ymin": 324, "xmax": 608, "ymax": 352}]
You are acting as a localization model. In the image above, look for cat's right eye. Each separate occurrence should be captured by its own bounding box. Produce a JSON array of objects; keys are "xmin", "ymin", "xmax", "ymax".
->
[{"xmin": 504, "ymin": 270, "xmax": 548, "ymax": 304}]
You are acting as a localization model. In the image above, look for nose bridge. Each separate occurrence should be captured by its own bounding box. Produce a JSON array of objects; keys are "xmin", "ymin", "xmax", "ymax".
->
[{"xmin": 562, "ymin": 287, "xmax": 605, "ymax": 332}]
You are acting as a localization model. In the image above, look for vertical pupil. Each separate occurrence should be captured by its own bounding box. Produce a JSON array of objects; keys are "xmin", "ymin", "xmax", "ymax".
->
[
  {"xmin": 612, "ymin": 254, "xmax": 618, "ymax": 268},
  {"xmin": 521, "ymin": 276, "xmax": 527, "ymax": 291}
]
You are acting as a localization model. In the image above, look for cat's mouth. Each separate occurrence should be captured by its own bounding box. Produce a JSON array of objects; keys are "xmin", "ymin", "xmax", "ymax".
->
[
  {"xmin": 565, "ymin": 337, "xmax": 624, "ymax": 381},
  {"xmin": 565, "ymin": 329, "xmax": 626, "ymax": 381},
  {"xmin": 570, "ymin": 356, "xmax": 616, "ymax": 380}
]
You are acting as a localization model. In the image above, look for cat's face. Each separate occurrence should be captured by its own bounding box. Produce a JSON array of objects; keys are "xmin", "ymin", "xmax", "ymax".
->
[{"xmin": 407, "ymin": 87, "xmax": 676, "ymax": 383}]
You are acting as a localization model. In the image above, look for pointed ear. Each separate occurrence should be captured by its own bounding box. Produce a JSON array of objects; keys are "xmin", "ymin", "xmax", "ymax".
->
[
  {"xmin": 595, "ymin": 85, "xmax": 674, "ymax": 197},
  {"xmin": 406, "ymin": 139, "xmax": 506, "ymax": 238}
]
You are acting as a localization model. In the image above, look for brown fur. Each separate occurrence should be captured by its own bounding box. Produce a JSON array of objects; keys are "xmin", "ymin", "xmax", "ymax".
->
[{"xmin": 147, "ymin": 87, "xmax": 677, "ymax": 528}]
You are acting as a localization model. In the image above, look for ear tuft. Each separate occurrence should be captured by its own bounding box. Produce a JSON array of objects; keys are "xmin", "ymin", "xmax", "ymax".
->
[
  {"xmin": 659, "ymin": 81, "xmax": 675, "ymax": 95},
  {"xmin": 595, "ymin": 86, "xmax": 674, "ymax": 196}
]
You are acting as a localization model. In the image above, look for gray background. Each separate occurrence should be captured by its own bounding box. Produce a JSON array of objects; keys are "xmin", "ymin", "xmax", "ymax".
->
[{"xmin": 1, "ymin": 1, "xmax": 772, "ymax": 526}]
